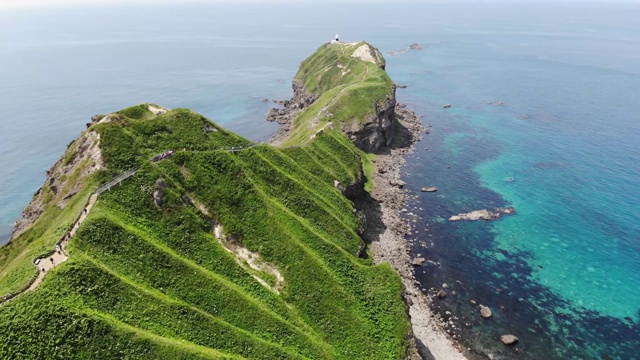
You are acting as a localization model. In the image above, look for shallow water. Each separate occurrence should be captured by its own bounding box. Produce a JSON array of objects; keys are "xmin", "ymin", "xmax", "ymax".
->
[{"xmin": 1, "ymin": 3, "xmax": 639, "ymax": 358}]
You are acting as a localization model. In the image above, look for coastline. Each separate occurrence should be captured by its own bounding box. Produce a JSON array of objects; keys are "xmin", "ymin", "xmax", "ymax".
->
[
  {"xmin": 363, "ymin": 105, "xmax": 468, "ymax": 360},
  {"xmin": 268, "ymin": 103, "xmax": 468, "ymax": 360}
]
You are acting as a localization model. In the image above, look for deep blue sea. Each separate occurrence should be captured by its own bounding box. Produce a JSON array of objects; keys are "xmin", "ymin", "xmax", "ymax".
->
[{"xmin": 1, "ymin": 3, "xmax": 639, "ymax": 359}]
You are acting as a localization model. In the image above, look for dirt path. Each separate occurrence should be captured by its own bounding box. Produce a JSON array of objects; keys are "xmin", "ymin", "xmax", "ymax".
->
[{"xmin": 27, "ymin": 193, "xmax": 98, "ymax": 292}]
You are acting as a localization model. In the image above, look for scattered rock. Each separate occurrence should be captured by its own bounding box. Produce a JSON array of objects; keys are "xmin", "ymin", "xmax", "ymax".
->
[
  {"xmin": 412, "ymin": 257, "xmax": 426, "ymax": 266},
  {"xmin": 480, "ymin": 305, "xmax": 493, "ymax": 318},
  {"xmin": 396, "ymin": 84, "xmax": 407, "ymax": 89},
  {"xmin": 420, "ymin": 187, "xmax": 437, "ymax": 192},
  {"xmin": 91, "ymin": 114, "xmax": 105, "ymax": 122},
  {"xmin": 501, "ymin": 334, "xmax": 519, "ymax": 345},
  {"xmin": 389, "ymin": 179, "xmax": 405, "ymax": 188},
  {"xmin": 449, "ymin": 207, "xmax": 516, "ymax": 222},
  {"xmin": 409, "ymin": 43, "xmax": 423, "ymax": 50},
  {"xmin": 443, "ymin": 104, "xmax": 452, "ymax": 108},
  {"xmin": 204, "ymin": 125, "xmax": 218, "ymax": 133},
  {"xmin": 437, "ymin": 289, "xmax": 447, "ymax": 299},
  {"xmin": 261, "ymin": 98, "xmax": 269, "ymax": 102}
]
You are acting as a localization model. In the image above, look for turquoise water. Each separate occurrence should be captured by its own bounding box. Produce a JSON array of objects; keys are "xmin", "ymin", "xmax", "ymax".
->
[
  {"xmin": 389, "ymin": 5, "xmax": 640, "ymax": 357},
  {"xmin": 1, "ymin": 3, "xmax": 639, "ymax": 358}
]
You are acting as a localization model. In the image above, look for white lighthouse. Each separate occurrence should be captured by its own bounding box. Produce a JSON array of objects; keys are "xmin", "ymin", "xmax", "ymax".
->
[{"xmin": 331, "ymin": 34, "xmax": 340, "ymax": 44}]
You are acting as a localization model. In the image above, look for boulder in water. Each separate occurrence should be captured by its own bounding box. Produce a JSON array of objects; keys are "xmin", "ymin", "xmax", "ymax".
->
[
  {"xmin": 500, "ymin": 334, "xmax": 519, "ymax": 345},
  {"xmin": 421, "ymin": 187, "xmax": 437, "ymax": 192},
  {"xmin": 479, "ymin": 305, "xmax": 493, "ymax": 318}
]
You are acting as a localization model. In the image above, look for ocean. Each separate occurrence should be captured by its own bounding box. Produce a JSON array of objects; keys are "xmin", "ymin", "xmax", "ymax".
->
[{"xmin": 1, "ymin": 2, "xmax": 638, "ymax": 359}]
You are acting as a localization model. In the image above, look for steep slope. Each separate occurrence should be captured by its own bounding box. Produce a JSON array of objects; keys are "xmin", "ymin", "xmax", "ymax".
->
[
  {"xmin": 0, "ymin": 101, "xmax": 410, "ymax": 358},
  {"xmin": 276, "ymin": 42, "xmax": 397, "ymax": 152}
]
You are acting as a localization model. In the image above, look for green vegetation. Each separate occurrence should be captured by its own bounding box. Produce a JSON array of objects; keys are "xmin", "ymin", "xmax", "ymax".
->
[
  {"xmin": 0, "ymin": 43, "xmax": 411, "ymax": 359},
  {"xmin": 0, "ymin": 170, "xmax": 96, "ymax": 296},
  {"xmin": 283, "ymin": 42, "xmax": 393, "ymax": 146},
  {"xmin": 362, "ymin": 152, "xmax": 377, "ymax": 193}
]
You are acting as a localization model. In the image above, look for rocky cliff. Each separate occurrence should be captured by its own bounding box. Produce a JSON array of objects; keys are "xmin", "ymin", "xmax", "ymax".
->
[{"xmin": 10, "ymin": 130, "xmax": 104, "ymax": 240}]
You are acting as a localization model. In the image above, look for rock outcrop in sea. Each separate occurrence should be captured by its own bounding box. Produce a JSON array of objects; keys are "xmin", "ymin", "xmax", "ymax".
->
[{"xmin": 449, "ymin": 207, "xmax": 516, "ymax": 222}]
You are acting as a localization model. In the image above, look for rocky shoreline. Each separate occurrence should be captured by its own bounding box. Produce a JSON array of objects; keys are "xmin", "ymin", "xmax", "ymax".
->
[
  {"xmin": 267, "ymin": 97, "xmax": 468, "ymax": 360},
  {"xmin": 358, "ymin": 105, "xmax": 468, "ymax": 360}
]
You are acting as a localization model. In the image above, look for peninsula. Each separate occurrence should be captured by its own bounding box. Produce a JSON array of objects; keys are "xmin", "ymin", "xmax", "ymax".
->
[{"xmin": 0, "ymin": 42, "xmax": 464, "ymax": 359}]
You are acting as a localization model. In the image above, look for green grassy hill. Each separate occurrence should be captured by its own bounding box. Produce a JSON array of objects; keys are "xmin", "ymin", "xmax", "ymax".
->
[
  {"xmin": 283, "ymin": 42, "xmax": 395, "ymax": 148},
  {"xmin": 0, "ymin": 103, "xmax": 409, "ymax": 358},
  {"xmin": 0, "ymin": 43, "xmax": 411, "ymax": 359}
]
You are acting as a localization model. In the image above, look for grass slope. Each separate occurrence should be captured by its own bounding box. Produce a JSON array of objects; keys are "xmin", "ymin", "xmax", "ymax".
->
[
  {"xmin": 283, "ymin": 42, "xmax": 394, "ymax": 146},
  {"xmin": 0, "ymin": 104, "xmax": 409, "ymax": 358}
]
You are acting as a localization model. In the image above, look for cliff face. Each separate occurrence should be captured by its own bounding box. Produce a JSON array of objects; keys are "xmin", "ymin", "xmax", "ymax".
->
[
  {"xmin": 344, "ymin": 87, "xmax": 396, "ymax": 152},
  {"xmin": 11, "ymin": 131, "xmax": 104, "ymax": 240},
  {"xmin": 288, "ymin": 75, "xmax": 396, "ymax": 153}
]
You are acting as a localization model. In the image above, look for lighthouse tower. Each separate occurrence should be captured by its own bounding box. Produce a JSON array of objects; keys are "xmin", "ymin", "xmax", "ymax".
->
[{"xmin": 331, "ymin": 34, "xmax": 340, "ymax": 44}]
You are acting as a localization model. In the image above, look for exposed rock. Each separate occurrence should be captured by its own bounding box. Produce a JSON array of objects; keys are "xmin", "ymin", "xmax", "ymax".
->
[
  {"xmin": 181, "ymin": 195, "xmax": 193, "ymax": 205},
  {"xmin": 449, "ymin": 207, "xmax": 515, "ymax": 222},
  {"xmin": 480, "ymin": 305, "xmax": 493, "ymax": 319},
  {"xmin": 91, "ymin": 114, "xmax": 105, "ymax": 122},
  {"xmin": 344, "ymin": 88, "xmax": 396, "ymax": 152},
  {"xmin": 409, "ymin": 43, "xmax": 424, "ymax": 50},
  {"xmin": 412, "ymin": 257, "xmax": 426, "ymax": 266},
  {"xmin": 11, "ymin": 131, "xmax": 104, "ymax": 241},
  {"xmin": 204, "ymin": 124, "xmax": 218, "ymax": 133},
  {"xmin": 389, "ymin": 179, "xmax": 405, "ymax": 189},
  {"xmin": 501, "ymin": 334, "xmax": 519, "ymax": 345},
  {"xmin": 148, "ymin": 104, "xmax": 168, "ymax": 116},
  {"xmin": 421, "ymin": 187, "xmax": 437, "ymax": 192},
  {"xmin": 355, "ymin": 210, "xmax": 367, "ymax": 235},
  {"xmin": 153, "ymin": 190, "xmax": 163, "ymax": 207},
  {"xmin": 351, "ymin": 43, "xmax": 386, "ymax": 69},
  {"xmin": 443, "ymin": 104, "xmax": 452, "ymax": 108},
  {"xmin": 261, "ymin": 98, "xmax": 269, "ymax": 102},
  {"xmin": 437, "ymin": 289, "xmax": 447, "ymax": 299},
  {"xmin": 265, "ymin": 79, "xmax": 319, "ymax": 143},
  {"xmin": 153, "ymin": 179, "xmax": 167, "ymax": 207}
]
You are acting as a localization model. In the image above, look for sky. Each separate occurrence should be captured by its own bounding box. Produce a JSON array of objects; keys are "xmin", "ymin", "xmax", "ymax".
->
[{"xmin": 1, "ymin": 0, "xmax": 638, "ymax": 8}]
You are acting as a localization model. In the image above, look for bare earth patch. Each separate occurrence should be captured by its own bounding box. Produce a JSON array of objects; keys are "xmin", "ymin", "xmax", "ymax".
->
[
  {"xmin": 192, "ymin": 198, "xmax": 284, "ymax": 293},
  {"xmin": 148, "ymin": 104, "xmax": 168, "ymax": 116},
  {"xmin": 352, "ymin": 44, "xmax": 382, "ymax": 64}
]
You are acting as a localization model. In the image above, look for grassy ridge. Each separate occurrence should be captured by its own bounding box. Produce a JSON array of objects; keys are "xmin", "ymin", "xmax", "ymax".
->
[
  {"xmin": 283, "ymin": 42, "xmax": 393, "ymax": 146},
  {"xmin": 0, "ymin": 103, "xmax": 410, "ymax": 358}
]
